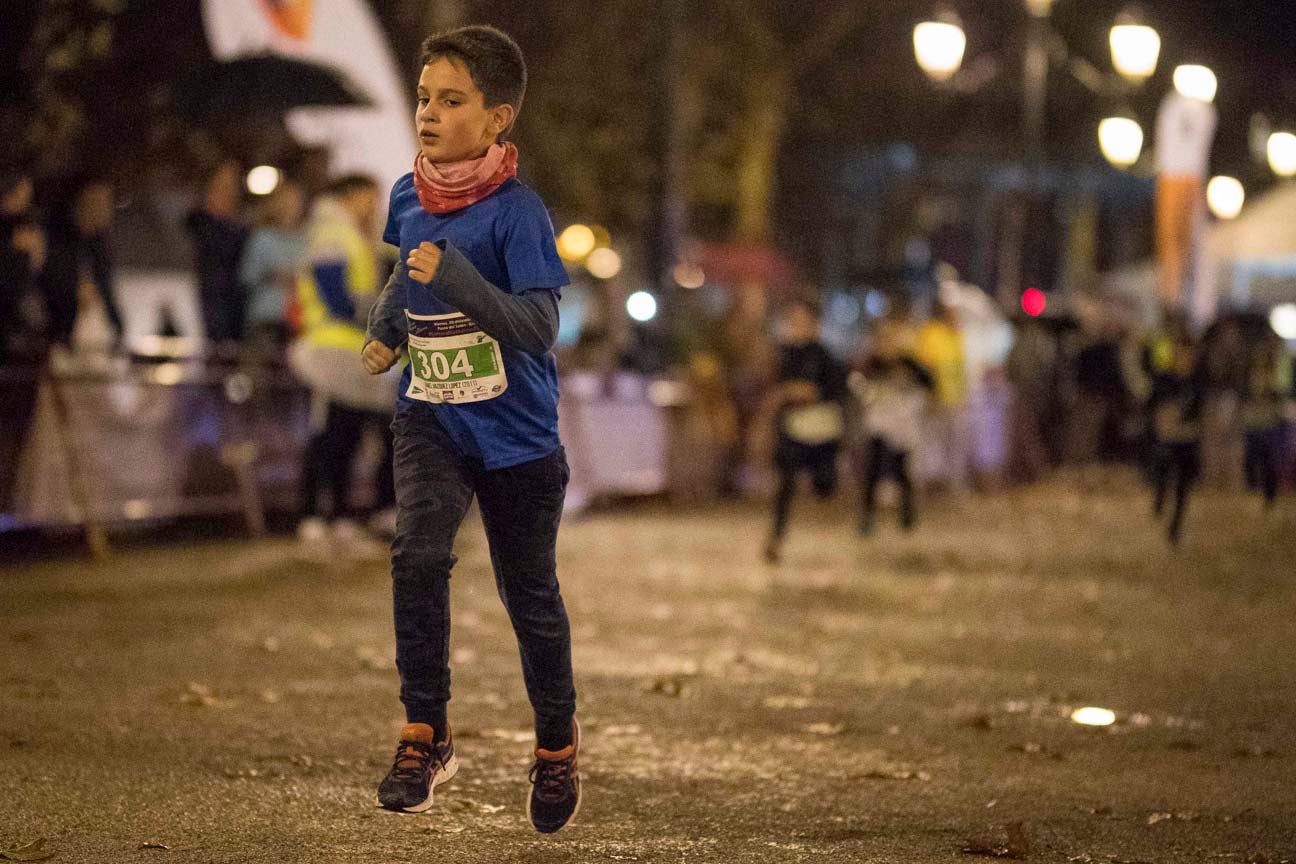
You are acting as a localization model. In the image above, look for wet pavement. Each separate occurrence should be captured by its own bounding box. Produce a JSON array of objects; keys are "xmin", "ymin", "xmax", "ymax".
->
[{"xmin": 2, "ymin": 478, "xmax": 1294, "ymax": 862}]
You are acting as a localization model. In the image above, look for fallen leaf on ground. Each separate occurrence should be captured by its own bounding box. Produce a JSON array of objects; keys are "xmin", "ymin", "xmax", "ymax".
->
[
  {"xmin": 764, "ymin": 696, "xmax": 812, "ymax": 710},
  {"xmin": 0, "ymin": 839, "xmax": 55, "ymax": 862},
  {"xmin": 1009, "ymin": 742, "xmax": 1065, "ymax": 760},
  {"xmin": 962, "ymin": 821, "xmax": 1031, "ymax": 858},
  {"xmin": 180, "ymin": 682, "xmax": 218, "ymax": 707},
  {"xmin": 644, "ymin": 677, "xmax": 687, "ymax": 697},
  {"xmin": 863, "ymin": 768, "xmax": 931, "ymax": 781},
  {"xmin": 961, "ymin": 713, "xmax": 995, "ymax": 730},
  {"xmin": 1145, "ymin": 811, "xmax": 1199, "ymax": 826}
]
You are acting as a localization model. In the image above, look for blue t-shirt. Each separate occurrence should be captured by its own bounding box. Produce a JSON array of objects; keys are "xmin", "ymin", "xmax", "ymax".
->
[{"xmin": 383, "ymin": 173, "xmax": 570, "ymax": 469}]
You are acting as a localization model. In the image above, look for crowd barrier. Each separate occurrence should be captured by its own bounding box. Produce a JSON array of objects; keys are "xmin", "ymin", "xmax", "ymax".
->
[{"xmin": 0, "ymin": 357, "xmax": 687, "ymax": 544}]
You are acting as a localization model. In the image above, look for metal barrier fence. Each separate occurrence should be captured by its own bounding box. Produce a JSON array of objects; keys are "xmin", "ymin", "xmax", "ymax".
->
[
  {"xmin": 1, "ymin": 353, "xmax": 311, "ymax": 547},
  {"xmin": 0, "ymin": 357, "xmax": 691, "ymax": 553}
]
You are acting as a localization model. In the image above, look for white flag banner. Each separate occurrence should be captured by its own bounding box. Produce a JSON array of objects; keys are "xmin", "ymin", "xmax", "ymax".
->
[{"xmin": 201, "ymin": 0, "xmax": 413, "ymax": 198}]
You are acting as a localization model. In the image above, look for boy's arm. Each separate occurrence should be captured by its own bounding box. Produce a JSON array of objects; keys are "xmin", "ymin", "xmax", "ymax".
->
[
  {"xmin": 365, "ymin": 262, "xmax": 409, "ymax": 350},
  {"xmin": 419, "ymin": 241, "xmax": 559, "ymax": 356}
]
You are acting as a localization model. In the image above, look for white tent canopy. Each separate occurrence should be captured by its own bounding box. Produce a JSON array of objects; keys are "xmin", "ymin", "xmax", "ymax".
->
[{"xmin": 1207, "ymin": 181, "xmax": 1296, "ymax": 310}]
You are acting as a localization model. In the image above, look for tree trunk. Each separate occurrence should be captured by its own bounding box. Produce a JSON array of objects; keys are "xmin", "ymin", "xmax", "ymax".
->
[{"xmin": 731, "ymin": 69, "xmax": 789, "ymax": 246}]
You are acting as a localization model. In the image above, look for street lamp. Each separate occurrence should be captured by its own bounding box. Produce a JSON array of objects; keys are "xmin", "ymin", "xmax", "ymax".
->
[
  {"xmin": 246, "ymin": 165, "xmax": 281, "ymax": 196},
  {"xmin": 913, "ymin": 12, "xmax": 966, "ymax": 82},
  {"xmin": 1109, "ymin": 13, "xmax": 1160, "ymax": 82},
  {"xmin": 557, "ymin": 224, "xmax": 596, "ymax": 261},
  {"xmin": 1268, "ymin": 131, "xmax": 1296, "ymax": 178},
  {"xmin": 1173, "ymin": 64, "xmax": 1217, "ymax": 103},
  {"xmin": 586, "ymin": 247, "xmax": 623, "ymax": 280},
  {"xmin": 1098, "ymin": 116, "xmax": 1144, "ymax": 167},
  {"xmin": 1206, "ymin": 176, "xmax": 1244, "ymax": 220}
]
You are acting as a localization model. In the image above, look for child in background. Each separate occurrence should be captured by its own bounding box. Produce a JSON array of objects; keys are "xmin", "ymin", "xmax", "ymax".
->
[
  {"xmin": 1146, "ymin": 330, "xmax": 1205, "ymax": 546},
  {"xmin": 851, "ymin": 352, "xmax": 933, "ymax": 534},
  {"xmin": 763, "ymin": 299, "xmax": 848, "ymax": 564}
]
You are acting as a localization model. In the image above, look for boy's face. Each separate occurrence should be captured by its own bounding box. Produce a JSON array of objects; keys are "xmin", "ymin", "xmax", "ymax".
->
[{"xmin": 416, "ymin": 57, "xmax": 515, "ymax": 164}]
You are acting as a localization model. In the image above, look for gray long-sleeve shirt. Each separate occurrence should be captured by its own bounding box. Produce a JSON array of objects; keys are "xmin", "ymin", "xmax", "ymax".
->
[{"xmin": 365, "ymin": 241, "xmax": 559, "ymax": 356}]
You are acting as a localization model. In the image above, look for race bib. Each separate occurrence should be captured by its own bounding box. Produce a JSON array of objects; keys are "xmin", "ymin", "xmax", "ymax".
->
[
  {"xmin": 782, "ymin": 403, "xmax": 845, "ymax": 445},
  {"xmin": 405, "ymin": 311, "xmax": 508, "ymax": 404}
]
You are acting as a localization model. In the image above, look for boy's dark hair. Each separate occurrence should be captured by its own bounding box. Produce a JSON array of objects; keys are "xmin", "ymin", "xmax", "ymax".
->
[
  {"xmin": 420, "ymin": 26, "xmax": 526, "ymax": 130},
  {"xmin": 325, "ymin": 173, "xmax": 379, "ymax": 198}
]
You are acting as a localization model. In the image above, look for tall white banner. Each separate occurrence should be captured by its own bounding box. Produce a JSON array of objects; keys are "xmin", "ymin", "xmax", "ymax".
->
[{"xmin": 201, "ymin": 0, "xmax": 413, "ymax": 200}]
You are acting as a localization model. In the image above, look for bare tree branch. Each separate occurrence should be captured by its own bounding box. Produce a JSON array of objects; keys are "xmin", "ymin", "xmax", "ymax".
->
[{"xmin": 789, "ymin": 0, "xmax": 866, "ymax": 77}]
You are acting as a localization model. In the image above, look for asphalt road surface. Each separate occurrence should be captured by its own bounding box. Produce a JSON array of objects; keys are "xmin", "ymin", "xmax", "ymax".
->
[{"xmin": 2, "ymin": 479, "xmax": 1294, "ymax": 862}]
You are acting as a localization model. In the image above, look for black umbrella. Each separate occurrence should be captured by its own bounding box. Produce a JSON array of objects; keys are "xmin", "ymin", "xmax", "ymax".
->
[{"xmin": 176, "ymin": 53, "xmax": 372, "ymax": 119}]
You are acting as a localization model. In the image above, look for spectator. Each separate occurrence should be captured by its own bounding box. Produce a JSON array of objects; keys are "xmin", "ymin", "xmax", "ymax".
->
[
  {"xmin": 0, "ymin": 171, "xmax": 46, "ymax": 360},
  {"xmin": 1006, "ymin": 316, "xmax": 1058, "ymax": 482},
  {"xmin": 1242, "ymin": 332, "xmax": 1287, "ymax": 509},
  {"xmin": 240, "ymin": 179, "xmax": 306, "ymax": 353},
  {"xmin": 290, "ymin": 174, "xmax": 395, "ymax": 553},
  {"xmin": 186, "ymin": 160, "xmax": 248, "ymax": 351},
  {"xmin": 915, "ymin": 299, "xmax": 969, "ymax": 488},
  {"xmin": 39, "ymin": 178, "xmax": 123, "ymax": 351}
]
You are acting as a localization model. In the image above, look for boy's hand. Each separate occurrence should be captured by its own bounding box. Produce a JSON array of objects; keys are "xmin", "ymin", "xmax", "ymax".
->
[
  {"xmin": 405, "ymin": 241, "xmax": 442, "ymax": 284},
  {"xmin": 362, "ymin": 340, "xmax": 400, "ymax": 374}
]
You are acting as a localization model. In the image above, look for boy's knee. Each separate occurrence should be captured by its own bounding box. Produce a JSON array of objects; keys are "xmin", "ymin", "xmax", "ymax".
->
[{"xmin": 392, "ymin": 535, "xmax": 457, "ymax": 578}]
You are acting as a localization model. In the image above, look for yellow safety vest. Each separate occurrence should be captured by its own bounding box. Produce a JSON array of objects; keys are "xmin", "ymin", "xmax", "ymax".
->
[{"xmin": 295, "ymin": 199, "xmax": 379, "ymax": 354}]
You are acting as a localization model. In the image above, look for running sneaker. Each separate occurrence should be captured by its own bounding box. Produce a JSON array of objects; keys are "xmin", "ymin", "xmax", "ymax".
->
[
  {"xmin": 376, "ymin": 723, "xmax": 457, "ymax": 813},
  {"xmin": 527, "ymin": 719, "xmax": 581, "ymax": 833}
]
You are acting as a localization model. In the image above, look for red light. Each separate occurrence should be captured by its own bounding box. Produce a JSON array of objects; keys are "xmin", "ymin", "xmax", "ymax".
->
[{"xmin": 1022, "ymin": 288, "xmax": 1046, "ymax": 317}]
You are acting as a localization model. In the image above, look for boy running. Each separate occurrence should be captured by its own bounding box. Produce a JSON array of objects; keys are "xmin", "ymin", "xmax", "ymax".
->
[{"xmin": 361, "ymin": 26, "xmax": 579, "ymax": 833}]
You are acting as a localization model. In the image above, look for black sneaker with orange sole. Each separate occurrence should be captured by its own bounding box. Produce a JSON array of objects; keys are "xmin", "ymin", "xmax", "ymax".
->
[
  {"xmin": 527, "ymin": 718, "xmax": 581, "ymax": 833},
  {"xmin": 376, "ymin": 722, "xmax": 458, "ymax": 813}
]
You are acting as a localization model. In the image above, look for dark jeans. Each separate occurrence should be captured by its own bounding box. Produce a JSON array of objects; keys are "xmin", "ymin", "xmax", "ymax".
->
[
  {"xmin": 390, "ymin": 402, "xmax": 574, "ymax": 748},
  {"xmin": 1244, "ymin": 427, "xmax": 1281, "ymax": 506},
  {"xmin": 861, "ymin": 436, "xmax": 915, "ymax": 532},
  {"xmin": 1151, "ymin": 441, "xmax": 1199, "ymax": 545},
  {"xmin": 770, "ymin": 438, "xmax": 839, "ymax": 541},
  {"xmin": 300, "ymin": 402, "xmax": 395, "ymax": 520}
]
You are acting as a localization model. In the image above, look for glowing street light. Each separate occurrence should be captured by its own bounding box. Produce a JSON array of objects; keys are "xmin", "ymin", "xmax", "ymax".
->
[
  {"xmin": 1270, "ymin": 304, "xmax": 1296, "ymax": 340},
  {"xmin": 1268, "ymin": 132, "xmax": 1296, "ymax": 178},
  {"xmin": 672, "ymin": 262, "xmax": 705, "ymax": 289},
  {"xmin": 1206, "ymin": 176, "xmax": 1244, "ymax": 220},
  {"xmin": 626, "ymin": 291, "xmax": 658, "ymax": 322},
  {"xmin": 1109, "ymin": 15, "xmax": 1160, "ymax": 82},
  {"xmin": 1071, "ymin": 707, "xmax": 1117, "ymax": 727},
  {"xmin": 1098, "ymin": 116, "xmax": 1144, "ymax": 168},
  {"xmin": 1021, "ymin": 287, "xmax": 1047, "ymax": 317},
  {"xmin": 585, "ymin": 247, "xmax": 622, "ymax": 280},
  {"xmin": 246, "ymin": 165, "xmax": 281, "ymax": 196},
  {"xmin": 1173, "ymin": 64, "xmax": 1217, "ymax": 103},
  {"xmin": 913, "ymin": 13, "xmax": 966, "ymax": 83},
  {"xmin": 557, "ymin": 224, "xmax": 596, "ymax": 261}
]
